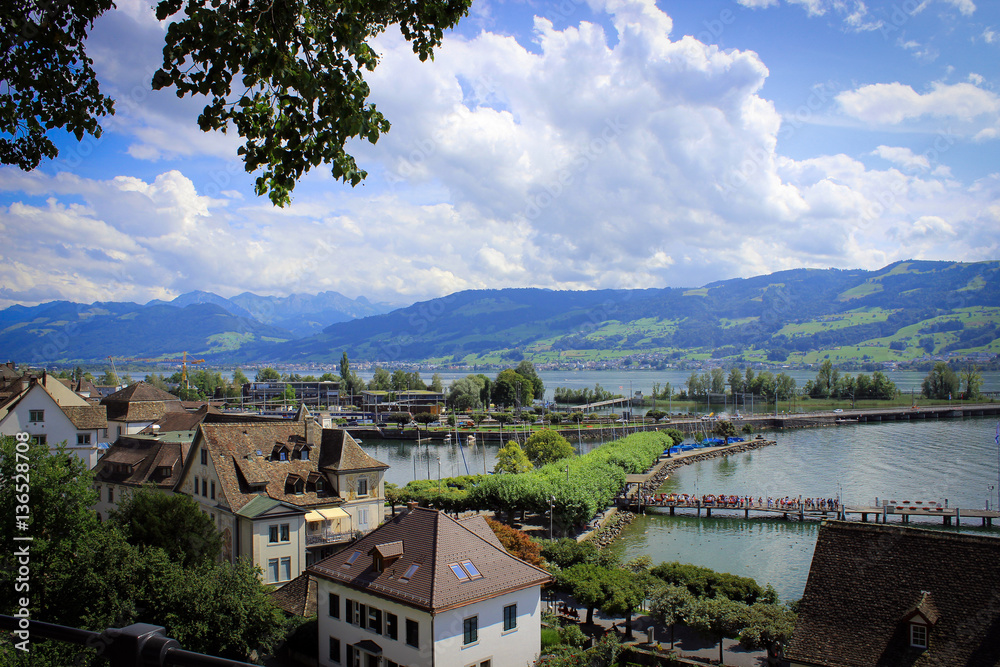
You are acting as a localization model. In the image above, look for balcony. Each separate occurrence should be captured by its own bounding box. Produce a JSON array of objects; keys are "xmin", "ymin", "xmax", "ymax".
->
[{"xmin": 305, "ymin": 529, "xmax": 354, "ymax": 546}]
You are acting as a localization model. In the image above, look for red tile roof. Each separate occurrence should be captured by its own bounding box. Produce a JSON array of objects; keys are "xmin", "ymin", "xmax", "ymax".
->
[
  {"xmin": 92, "ymin": 437, "xmax": 190, "ymax": 490},
  {"xmin": 309, "ymin": 507, "xmax": 551, "ymax": 613},
  {"xmin": 786, "ymin": 521, "xmax": 1000, "ymax": 667}
]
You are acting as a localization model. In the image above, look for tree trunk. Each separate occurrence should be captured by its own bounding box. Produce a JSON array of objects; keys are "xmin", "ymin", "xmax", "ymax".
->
[
  {"xmin": 719, "ymin": 633, "xmax": 724, "ymax": 664},
  {"xmin": 586, "ymin": 606, "xmax": 595, "ymax": 625},
  {"xmin": 624, "ymin": 610, "xmax": 634, "ymax": 641}
]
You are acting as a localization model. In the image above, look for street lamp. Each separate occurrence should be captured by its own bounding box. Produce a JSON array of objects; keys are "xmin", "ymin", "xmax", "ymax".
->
[{"xmin": 549, "ymin": 495, "xmax": 556, "ymax": 538}]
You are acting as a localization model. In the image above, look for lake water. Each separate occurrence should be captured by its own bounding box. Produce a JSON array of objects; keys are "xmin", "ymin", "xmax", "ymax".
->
[{"xmin": 603, "ymin": 416, "xmax": 1000, "ymax": 603}]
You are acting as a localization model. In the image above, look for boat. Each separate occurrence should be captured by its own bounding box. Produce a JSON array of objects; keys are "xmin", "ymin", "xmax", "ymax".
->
[{"xmin": 835, "ymin": 418, "xmax": 859, "ymax": 424}]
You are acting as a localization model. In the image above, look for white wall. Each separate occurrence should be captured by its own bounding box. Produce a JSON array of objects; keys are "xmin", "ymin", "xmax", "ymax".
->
[
  {"xmin": 316, "ymin": 578, "xmax": 433, "ymax": 667},
  {"xmin": 0, "ymin": 384, "xmax": 100, "ymax": 468},
  {"xmin": 433, "ymin": 586, "xmax": 542, "ymax": 667}
]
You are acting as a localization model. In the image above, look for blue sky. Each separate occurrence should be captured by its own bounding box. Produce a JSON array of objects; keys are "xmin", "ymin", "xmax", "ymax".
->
[{"xmin": 1, "ymin": 0, "xmax": 998, "ymax": 309}]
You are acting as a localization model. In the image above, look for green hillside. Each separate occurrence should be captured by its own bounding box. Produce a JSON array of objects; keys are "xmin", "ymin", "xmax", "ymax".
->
[{"xmin": 254, "ymin": 260, "xmax": 1000, "ymax": 365}]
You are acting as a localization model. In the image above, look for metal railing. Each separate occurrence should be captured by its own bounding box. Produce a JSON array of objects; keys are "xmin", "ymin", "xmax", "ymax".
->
[
  {"xmin": 0, "ymin": 615, "xmax": 256, "ymax": 666},
  {"xmin": 305, "ymin": 529, "xmax": 354, "ymax": 545}
]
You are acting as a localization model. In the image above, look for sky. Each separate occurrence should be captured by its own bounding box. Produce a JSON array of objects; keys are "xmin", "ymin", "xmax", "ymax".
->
[{"xmin": 1, "ymin": 0, "xmax": 999, "ymax": 310}]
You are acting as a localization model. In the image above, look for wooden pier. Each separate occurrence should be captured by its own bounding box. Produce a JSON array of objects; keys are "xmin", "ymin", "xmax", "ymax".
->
[{"xmin": 625, "ymin": 499, "xmax": 1000, "ymax": 528}]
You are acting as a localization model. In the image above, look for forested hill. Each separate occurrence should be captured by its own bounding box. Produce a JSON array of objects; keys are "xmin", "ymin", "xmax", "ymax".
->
[{"xmin": 256, "ymin": 260, "xmax": 1000, "ymax": 365}]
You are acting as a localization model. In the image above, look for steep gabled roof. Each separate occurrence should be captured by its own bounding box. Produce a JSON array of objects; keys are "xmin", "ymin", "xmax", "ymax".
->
[
  {"xmin": 786, "ymin": 521, "xmax": 1000, "ymax": 667},
  {"xmin": 309, "ymin": 507, "xmax": 551, "ymax": 613},
  {"xmin": 92, "ymin": 437, "xmax": 189, "ymax": 490},
  {"xmin": 101, "ymin": 382, "xmax": 185, "ymax": 422},
  {"xmin": 102, "ymin": 382, "xmax": 182, "ymax": 403},
  {"xmin": 271, "ymin": 573, "xmax": 318, "ymax": 617},
  {"xmin": 191, "ymin": 422, "xmax": 385, "ymax": 514},
  {"xmin": 62, "ymin": 405, "xmax": 107, "ymax": 430},
  {"xmin": 138, "ymin": 405, "xmax": 216, "ymax": 435},
  {"xmin": 319, "ymin": 429, "xmax": 389, "ymax": 473}
]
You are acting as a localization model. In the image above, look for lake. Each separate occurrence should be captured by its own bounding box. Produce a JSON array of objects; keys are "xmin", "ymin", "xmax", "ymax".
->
[{"xmin": 603, "ymin": 416, "xmax": 1000, "ymax": 603}]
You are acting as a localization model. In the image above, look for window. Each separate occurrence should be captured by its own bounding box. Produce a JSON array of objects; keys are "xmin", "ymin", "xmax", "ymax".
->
[
  {"xmin": 201, "ymin": 449, "xmax": 208, "ymax": 465},
  {"xmin": 329, "ymin": 637, "xmax": 341, "ymax": 664},
  {"xmin": 400, "ymin": 563, "xmax": 419, "ymax": 582},
  {"xmin": 463, "ymin": 616, "xmax": 478, "ymax": 645},
  {"xmin": 345, "ymin": 599, "xmax": 353, "ymax": 625},
  {"xmin": 201, "ymin": 479, "xmax": 207, "ymax": 496},
  {"xmin": 279, "ymin": 451, "xmax": 287, "ymax": 461},
  {"xmin": 316, "ymin": 479, "xmax": 325, "ymax": 492},
  {"xmin": 329, "ymin": 593, "xmax": 340, "ymax": 619},
  {"xmin": 352, "ymin": 601, "xmax": 367, "ymax": 630},
  {"xmin": 28, "ymin": 409, "xmax": 43, "ymax": 422},
  {"xmin": 280, "ymin": 556, "xmax": 291, "ymax": 581},
  {"xmin": 503, "ymin": 603, "xmax": 517, "ymax": 631},
  {"xmin": 357, "ymin": 477, "xmax": 368, "ymax": 495},
  {"xmin": 405, "ymin": 619, "xmax": 419, "ymax": 648},
  {"xmin": 480, "ymin": 661, "xmax": 492, "ymax": 667},
  {"xmin": 358, "ymin": 508, "xmax": 370, "ymax": 527},
  {"xmin": 449, "ymin": 561, "xmax": 482, "ymax": 581},
  {"xmin": 345, "ymin": 550, "xmax": 361, "ymax": 566},
  {"xmin": 268, "ymin": 558, "xmax": 279, "ymax": 583},
  {"xmin": 34, "ymin": 434, "xmax": 46, "ymax": 446},
  {"xmin": 367, "ymin": 607, "xmax": 382, "ymax": 634},
  {"xmin": 911, "ymin": 623, "xmax": 928, "ymax": 648},
  {"xmin": 300, "ymin": 448, "xmax": 309, "ymax": 460},
  {"xmin": 269, "ymin": 523, "xmax": 290, "ymax": 544},
  {"xmin": 77, "ymin": 433, "xmax": 91, "ymax": 446},
  {"xmin": 107, "ymin": 486, "xmax": 114, "ymax": 503},
  {"xmin": 194, "ymin": 476, "xmax": 199, "ymax": 495},
  {"xmin": 385, "ymin": 613, "xmax": 398, "ymax": 640},
  {"xmin": 210, "ymin": 481, "xmax": 215, "ymax": 500}
]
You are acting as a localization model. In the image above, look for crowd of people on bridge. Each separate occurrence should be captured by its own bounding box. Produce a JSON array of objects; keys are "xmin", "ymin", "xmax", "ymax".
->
[{"xmin": 636, "ymin": 493, "xmax": 840, "ymax": 511}]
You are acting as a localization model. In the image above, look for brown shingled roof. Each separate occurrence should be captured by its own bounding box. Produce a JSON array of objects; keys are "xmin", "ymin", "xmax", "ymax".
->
[
  {"xmin": 309, "ymin": 507, "xmax": 551, "ymax": 613},
  {"xmin": 93, "ymin": 437, "xmax": 189, "ymax": 490},
  {"xmin": 785, "ymin": 521, "xmax": 1000, "ymax": 667},
  {"xmin": 318, "ymin": 429, "xmax": 389, "ymax": 473},
  {"xmin": 139, "ymin": 405, "xmax": 215, "ymax": 434},
  {"xmin": 101, "ymin": 382, "xmax": 186, "ymax": 422},
  {"xmin": 102, "ymin": 382, "xmax": 182, "ymax": 403},
  {"xmin": 271, "ymin": 573, "xmax": 318, "ymax": 617},
  {"xmin": 194, "ymin": 423, "xmax": 387, "ymax": 514},
  {"xmin": 62, "ymin": 404, "xmax": 107, "ymax": 430}
]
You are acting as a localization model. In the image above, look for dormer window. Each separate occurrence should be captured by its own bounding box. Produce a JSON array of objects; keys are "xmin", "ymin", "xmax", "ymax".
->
[{"xmin": 910, "ymin": 623, "xmax": 928, "ymax": 649}]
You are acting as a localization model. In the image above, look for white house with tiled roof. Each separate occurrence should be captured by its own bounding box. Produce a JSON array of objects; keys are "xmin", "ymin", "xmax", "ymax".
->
[
  {"xmin": 310, "ymin": 506, "xmax": 552, "ymax": 667},
  {"xmin": 0, "ymin": 374, "xmax": 108, "ymax": 468},
  {"xmin": 91, "ymin": 435, "xmax": 191, "ymax": 520},
  {"xmin": 176, "ymin": 415, "xmax": 388, "ymax": 585}
]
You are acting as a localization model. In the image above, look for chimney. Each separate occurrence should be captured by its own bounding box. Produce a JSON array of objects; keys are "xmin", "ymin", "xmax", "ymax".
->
[
  {"xmin": 152, "ymin": 424, "xmax": 161, "ymax": 436},
  {"xmin": 406, "ymin": 501, "xmax": 419, "ymax": 512}
]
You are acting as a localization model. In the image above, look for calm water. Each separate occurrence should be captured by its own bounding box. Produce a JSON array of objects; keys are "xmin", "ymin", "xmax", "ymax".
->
[{"xmin": 604, "ymin": 417, "xmax": 1000, "ymax": 603}]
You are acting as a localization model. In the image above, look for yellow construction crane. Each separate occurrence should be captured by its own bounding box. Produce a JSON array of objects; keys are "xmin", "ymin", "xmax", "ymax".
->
[{"xmin": 111, "ymin": 352, "xmax": 206, "ymax": 389}]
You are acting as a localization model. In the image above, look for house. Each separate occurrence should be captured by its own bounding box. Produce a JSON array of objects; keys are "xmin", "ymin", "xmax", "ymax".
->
[
  {"xmin": 0, "ymin": 373, "xmax": 108, "ymax": 468},
  {"xmin": 242, "ymin": 380, "xmax": 341, "ymax": 410},
  {"xmin": 91, "ymin": 435, "xmax": 191, "ymax": 520},
  {"xmin": 785, "ymin": 520, "xmax": 1000, "ymax": 667},
  {"xmin": 310, "ymin": 505, "xmax": 552, "ymax": 667},
  {"xmin": 175, "ymin": 413, "xmax": 388, "ymax": 585},
  {"xmin": 100, "ymin": 382, "xmax": 187, "ymax": 439}
]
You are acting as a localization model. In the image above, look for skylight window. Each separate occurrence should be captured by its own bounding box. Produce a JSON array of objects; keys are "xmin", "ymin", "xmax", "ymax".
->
[
  {"xmin": 449, "ymin": 561, "xmax": 483, "ymax": 581},
  {"xmin": 343, "ymin": 551, "xmax": 361, "ymax": 567},
  {"xmin": 400, "ymin": 563, "xmax": 419, "ymax": 582}
]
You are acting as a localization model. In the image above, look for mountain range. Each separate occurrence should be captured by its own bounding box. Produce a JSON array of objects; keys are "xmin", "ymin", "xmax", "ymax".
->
[{"xmin": 2, "ymin": 260, "xmax": 998, "ymax": 366}]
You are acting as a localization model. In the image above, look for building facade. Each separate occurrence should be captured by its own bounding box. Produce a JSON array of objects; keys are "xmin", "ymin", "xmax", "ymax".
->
[{"xmin": 311, "ymin": 506, "xmax": 551, "ymax": 667}]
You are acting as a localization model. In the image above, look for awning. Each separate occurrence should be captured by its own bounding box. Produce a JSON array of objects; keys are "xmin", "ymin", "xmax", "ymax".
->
[{"xmin": 305, "ymin": 507, "xmax": 350, "ymax": 522}]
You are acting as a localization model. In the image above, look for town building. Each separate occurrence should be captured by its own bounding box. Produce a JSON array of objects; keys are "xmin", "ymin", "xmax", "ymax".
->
[
  {"xmin": 786, "ymin": 520, "xmax": 1000, "ymax": 667},
  {"xmin": 175, "ymin": 412, "xmax": 388, "ymax": 586},
  {"xmin": 100, "ymin": 382, "xmax": 187, "ymax": 439},
  {"xmin": 0, "ymin": 373, "xmax": 108, "ymax": 467},
  {"xmin": 360, "ymin": 390, "xmax": 445, "ymax": 416},
  {"xmin": 310, "ymin": 505, "xmax": 551, "ymax": 667},
  {"xmin": 92, "ymin": 435, "xmax": 191, "ymax": 520},
  {"xmin": 241, "ymin": 380, "xmax": 341, "ymax": 410}
]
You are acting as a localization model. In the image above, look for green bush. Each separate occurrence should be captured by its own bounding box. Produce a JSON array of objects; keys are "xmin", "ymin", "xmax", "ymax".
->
[{"xmin": 541, "ymin": 627, "xmax": 562, "ymax": 649}]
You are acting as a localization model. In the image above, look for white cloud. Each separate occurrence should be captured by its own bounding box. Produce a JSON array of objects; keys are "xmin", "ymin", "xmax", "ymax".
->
[
  {"xmin": 982, "ymin": 28, "xmax": 997, "ymax": 43},
  {"xmin": 871, "ymin": 145, "xmax": 931, "ymax": 171},
  {"xmin": 2, "ymin": 0, "xmax": 998, "ymax": 310},
  {"xmin": 941, "ymin": 0, "xmax": 975, "ymax": 16},
  {"xmin": 837, "ymin": 81, "xmax": 1000, "ymax": 136}
]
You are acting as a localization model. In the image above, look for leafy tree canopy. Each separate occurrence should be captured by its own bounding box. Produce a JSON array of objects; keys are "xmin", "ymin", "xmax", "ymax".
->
[
  {"xmin": 108, "ymin": 486, "xmax": 222, "ymax": 567},
  {"xmin": 494, "ymin": 440, "xmax": 533, "ymax": 474},
  {"xmin": 4, "ymin": 0, "xmax": 472, "ymax": 205},
  {"xmin": 523, "ymin": 429, "xmax": 575, "ymax": 467}
]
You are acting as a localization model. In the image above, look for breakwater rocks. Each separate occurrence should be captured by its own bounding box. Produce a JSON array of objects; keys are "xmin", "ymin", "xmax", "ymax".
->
[
  {"xmin": 653, "ymin": 438, "xmax": 776, "ymax": 484},
  {"xmin": 589, "ymin": 511, "xmax": 637, "ymax": 548}
]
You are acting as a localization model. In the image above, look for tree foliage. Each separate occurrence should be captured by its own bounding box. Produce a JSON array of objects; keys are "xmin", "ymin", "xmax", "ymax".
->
[
  {"xmin": 494, "ymin": 440, "xmax": 533, "ymax": 474},
  {"xmin": 4, "ymin": 0, "xmax": 472, "ymax": 205},
  {"xmin": 108, "ymin": 486, "xmax": 222, "ymax": 567},
  {"xmin": 523, "ymin": 429, "xmax": 575, "ymax": 467},
  {"xmin": 922, "ymin": 361, "xmax": 960, "ymax": 399},
  {"xmin": 484, "ymin": 517, "xmax": 545, "ymax": 568}
]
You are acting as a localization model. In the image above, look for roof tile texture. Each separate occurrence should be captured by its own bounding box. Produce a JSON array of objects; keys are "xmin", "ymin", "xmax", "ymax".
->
[
  {"xmin": 309, "ymin": 507, "xmax": 551, "ymax": 612},
  {"xmin": 786, "ymin": 520, "xmax": 1000, "ymax": 667}
]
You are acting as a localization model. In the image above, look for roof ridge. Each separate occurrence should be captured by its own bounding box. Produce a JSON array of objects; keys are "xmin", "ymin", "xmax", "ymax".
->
[{"xmin": 822, "ymin": 519, "xmax": 1000, "ymax": 545}]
